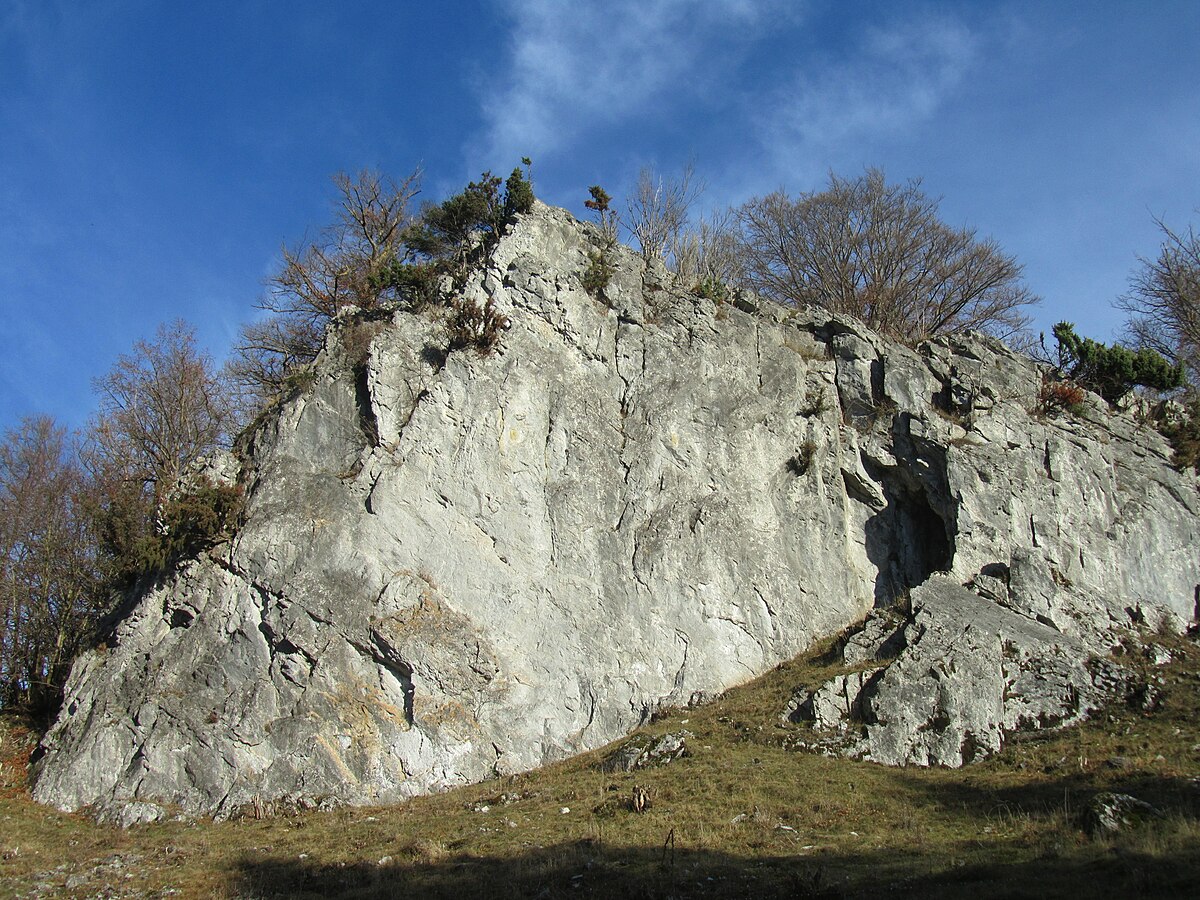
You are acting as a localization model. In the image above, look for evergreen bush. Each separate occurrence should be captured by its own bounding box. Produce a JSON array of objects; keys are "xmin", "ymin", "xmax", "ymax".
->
[
  {"xmin": 1050, "ymin": 322, "xmax": 1185, "ymax": 404},
  {"xmin": 583, "ymin": 250, "xmax": 615, "ymax": 300},
  {"xmin": 134, "ymin": 478, "xmax": 244, "ymax": 574}
]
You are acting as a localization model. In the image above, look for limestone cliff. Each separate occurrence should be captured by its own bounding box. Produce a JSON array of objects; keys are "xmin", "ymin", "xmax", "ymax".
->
[{"xmin": 32, "ymin": 203, "xmax": 1200, "ymax": 824}]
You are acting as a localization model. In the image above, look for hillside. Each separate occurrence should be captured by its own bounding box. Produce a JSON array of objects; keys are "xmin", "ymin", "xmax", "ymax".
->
[{"xmin": 3, "ymin": 627, "xmax": 1199, "ymax": 898}]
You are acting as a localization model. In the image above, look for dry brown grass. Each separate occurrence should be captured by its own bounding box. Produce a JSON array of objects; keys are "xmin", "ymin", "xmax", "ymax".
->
[{"xmin": 2, "ymin": 631, "xmax": 1199, "ymax": 898}]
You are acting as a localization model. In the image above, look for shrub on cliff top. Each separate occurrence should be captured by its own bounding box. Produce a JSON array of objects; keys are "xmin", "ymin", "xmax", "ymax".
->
[{"xmin": 1050, "ymin": 322, "xmax": 1185, "ymax": 404}]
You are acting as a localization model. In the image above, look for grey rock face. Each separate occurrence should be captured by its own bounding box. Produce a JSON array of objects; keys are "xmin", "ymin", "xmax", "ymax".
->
[
  {"xmin": 788, "ymin": 323, "xmax": 1200, "ymax": 765},
  {"xmin": 31, "ymin": 203, "xmax": 1200, "ymax": 821}
]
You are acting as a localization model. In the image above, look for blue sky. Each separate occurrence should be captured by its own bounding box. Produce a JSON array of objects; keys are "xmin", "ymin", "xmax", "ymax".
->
[{"xmin": 2, "ymin": 0, "xmax": 1198, "ymax": 432}]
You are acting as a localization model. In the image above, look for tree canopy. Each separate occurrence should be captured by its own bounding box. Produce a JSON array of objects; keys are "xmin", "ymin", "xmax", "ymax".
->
[
  {"xmin": 734, "ymin": 170, "xmax": 1038, "ymax": 345},
  {"xmin": 0, "ymin": 418, "xmax": 100, "ymax": 709},
  {"xmin": 1118, "ymin": 216, "xmax": 1200, "ymax": 386},
  {"xmin": 1049, "ymin": 321, "xmax": 1185, "ymax": 404},
  {"xmin": 87, "ymin": 319, "xmax": 233, "ymax": 503},
  {"xmin": 228, "ymin": 168, "xmax": 423, "ymax": 407}
]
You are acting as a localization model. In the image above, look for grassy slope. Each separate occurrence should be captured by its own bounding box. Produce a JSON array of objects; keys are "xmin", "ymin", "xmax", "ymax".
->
[{"xmin": 2, "ymin": 630, "xmax": 1198, "ymax": 899}]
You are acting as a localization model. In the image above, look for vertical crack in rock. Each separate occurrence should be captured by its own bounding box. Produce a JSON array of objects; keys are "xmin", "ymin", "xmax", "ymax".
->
[
  {"xmin": 365, "ymin": 634, "xmax": 416, "ymax": 726},
  {"xmin": 354, "ymin": 363, "xmax": 381, "ymax": 448},
  {"xmin": 672, "ymin": 629, "xmax": 690, "ymax": 694}
]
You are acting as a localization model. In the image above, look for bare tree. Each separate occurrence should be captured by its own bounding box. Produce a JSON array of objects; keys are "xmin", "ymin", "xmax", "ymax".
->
[
  {"xmin": 224, "ymin": 314, "xmax": 322, "ymax": 415},
  {"xmin": 272, "ymin": 168, "xmax": 423, "ymax": 322},
  {"xmin": 672, "ymin": 207, "xmax": 744, "ymax": 288},
  {"xmin": 87, "ymin": 319, "xmax": 233, "ymax": 504},
  {"xmin": 1118, "ymin": 216, "xmax": 1200, "ymax": 384},
  {"xmin": 0, "ymin": 418, "xmax": 99, "ymax": 709},
  {"xmin": 230, "ymin": 167, "xmax": 422, "ymax": 403},
  {"xmin": 735, "ymin": 170, "xmax": 1038, "ymax": 345},
  {"xmin": 626, "ymin": 161, "xmax": 704, "ymax": 266}
]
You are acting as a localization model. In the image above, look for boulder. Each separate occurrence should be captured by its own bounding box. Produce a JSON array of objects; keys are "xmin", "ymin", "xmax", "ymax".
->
[{"xmin": 1083, "ymin": 791, "xmax": 1164, "ymax": 837}]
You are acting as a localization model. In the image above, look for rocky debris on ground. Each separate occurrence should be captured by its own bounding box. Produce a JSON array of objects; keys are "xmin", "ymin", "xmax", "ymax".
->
[
  {"xmin": 1083, "ymin": 791, "xmax": 1165, "ymax": 837},
  {"xmin": 600, "ymin": 731, "xmax": 692, "ymax": 773}
]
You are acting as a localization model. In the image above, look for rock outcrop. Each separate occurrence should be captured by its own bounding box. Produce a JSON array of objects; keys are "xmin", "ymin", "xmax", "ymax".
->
[{"xmin": 32, "ymin": 203, "xmax": 1200, "ymax": 823}]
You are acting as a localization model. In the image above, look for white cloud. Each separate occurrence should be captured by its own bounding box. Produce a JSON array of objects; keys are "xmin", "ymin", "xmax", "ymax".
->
[
  {"xmin": 478, "ymin": 0, "xmax": 798, "ymax": 163},
  {"xmin": 752, "ymin": 15, "xmax": 979, "ymax": 187}
]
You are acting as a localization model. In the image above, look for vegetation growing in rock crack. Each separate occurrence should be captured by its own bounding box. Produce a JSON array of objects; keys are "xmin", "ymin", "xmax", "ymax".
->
[
  {"xmin": 584, "ymin": 184, "xmax": 619, "ymax": 245},
  {"xmin": 132, "ymin": 477, "xmax": 244, "ymax": 575},
  {"xmin": 693, "ymin": 275, "xmax": 731, "ymax": 303},
  {"xmin": 786, "ymin": 440, "xmax": 817, "ymax": 476},
  {"xmin": 1036, "ymin": 376, "xmax": 1087, "ymax": 417},
  {"xmin": 228, "ymin": 168, "xmax": 423, "ymax": 412},
  {"xmin": 582, "ymin": 249, "xmax": 616, "ymax": 300},
  {"xmin": 4, "ymin": 154, "xmax": 1200, "ymax": 777},
  {"xmin": 0, "ymin": 162, "xmax": 543, "ymax": 716},
  {"xmin": 447, "ymin": 298, "xmax": 511, "ymax": 356},
  {"xmin": 582, "ymin": 185, "xmax": 619, "ymax": 300}
]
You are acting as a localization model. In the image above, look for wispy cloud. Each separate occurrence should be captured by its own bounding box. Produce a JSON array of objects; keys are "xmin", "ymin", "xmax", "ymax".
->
[
  {"xmin": 749, "ymin": 15, "xmax": 979, "ymax": 189},
  {"xmin": 478, "ymin": 0, "xmax": 798, "ymax": 163}
]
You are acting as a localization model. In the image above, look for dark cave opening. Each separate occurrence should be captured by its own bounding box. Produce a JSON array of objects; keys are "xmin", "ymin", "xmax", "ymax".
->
[{"xmin": 863, "ymin": 445, "xmax": 957, "ymax": 607}]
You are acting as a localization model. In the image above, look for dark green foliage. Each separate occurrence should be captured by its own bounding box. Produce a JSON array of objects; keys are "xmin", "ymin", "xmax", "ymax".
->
[
  {"xmin": 583, "ymin": 250, "xmax": 615, "ymax": 300},
  {"xmin": 351, "ymin": 162, "xmax": 535, "ymax": 361},
  {"xmin": 371, "ymin": 260, "xmax": 442, "ymax": 311},
  {"xmin": 280, "ymin": 368, "xmax": 317, "ymax": 397},
  {"xmin": 585, "ymin": 185, "xmax": 619, "ymax": 245},
  {"xmin": 134, "ymin": 479, "xmax": 244, "ymax": 575},
  {"xmin": 405, "ymin": 173, "xmax": 503, "ymax": 263},
  {"xmin": 1156, "ymin": 398, "xmax": 1200, "ymax": 472},
  {"xmin": 1050, "ymin": 322, "xmax": 1185, "ymax": 404},
  {"xmin": 406, "ymin": 165, "xmax": 535, "ymax": 266},
  {"xmin": 85, "ymin": 478, "xmax": 155, "ymax": 589},
  {"xmin": 693, "ymin": 276, "xmax": 730, "ymax": 303},
  {"xmin": 504, "ymin": 167, "xmax": 535, "ymax": 219},
  {"xmin": 401, "ymin": 165, "xmax": 531, "ymax": 358},
  {"xmin": 229, "ymin": 169, "xmax": 423, "ymax": 409},
  {"xmin": 585, "ymin": 185, "xmax": 612, "ymax": 214},
  {"xmin": 786, "ymin": 440, "xmax": 817, "ymax": 475},
  {"xmin": 397, "ymin": 164, "xmax": 536, "ymax": 355}
]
